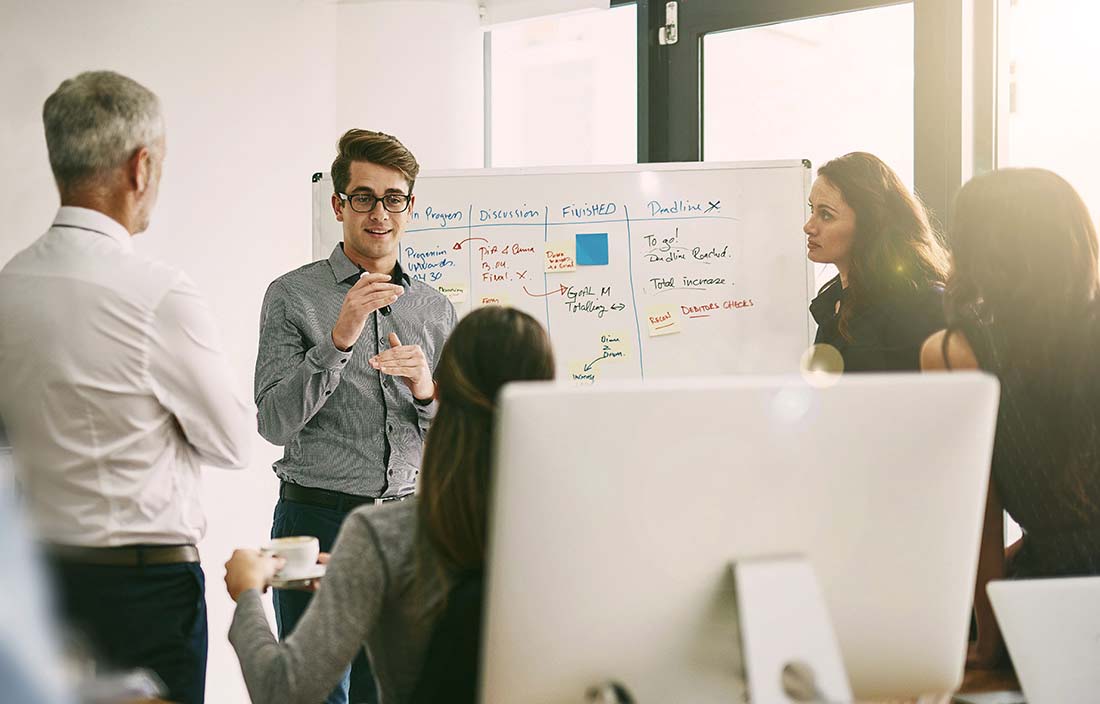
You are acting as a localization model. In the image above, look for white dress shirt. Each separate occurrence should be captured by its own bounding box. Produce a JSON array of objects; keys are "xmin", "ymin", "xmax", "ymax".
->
[{"xmin": 0, "ymin": 207, "xmax": 254, "ymax": 547}]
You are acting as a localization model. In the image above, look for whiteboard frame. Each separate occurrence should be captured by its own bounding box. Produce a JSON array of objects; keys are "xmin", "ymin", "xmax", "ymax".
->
[{"xmin": 409, "ymin": 158, "xmax": 808, "ymax": 179}]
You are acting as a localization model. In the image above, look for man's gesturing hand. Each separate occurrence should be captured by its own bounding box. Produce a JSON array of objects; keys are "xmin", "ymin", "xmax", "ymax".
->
[
  {"xmin": 332, "ymin": 273, "xmax": 403, "ymax": 351},
  {"xmin": 370, "ymin": 332, "xmax": 434, "ymax": 400}
]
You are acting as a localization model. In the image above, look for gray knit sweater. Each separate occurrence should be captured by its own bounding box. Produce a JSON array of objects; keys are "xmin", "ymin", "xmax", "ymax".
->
[{"xmin": 229, "ymin": 498, "xmax": 449, "ymax": 704}]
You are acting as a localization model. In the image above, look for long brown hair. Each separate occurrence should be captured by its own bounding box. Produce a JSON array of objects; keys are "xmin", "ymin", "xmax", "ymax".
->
[
  {"xmin": 417, "ymin": 306, "xmax": 555, "ymax": 576},
  {"xmin": 944, "ymin": 168, "xmax": 1100, "ymax": 525},
  {"xmin": 944, "ymin": 167, "xmax": 1100, "ymax": 375},
  {"xmin": 818, "ymin": 152, "xmax": 950, "ymax": 340}
]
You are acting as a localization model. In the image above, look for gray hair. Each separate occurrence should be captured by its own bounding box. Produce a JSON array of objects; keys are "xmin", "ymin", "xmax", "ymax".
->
[{"xmin": 43, "ymin": 71, "xmax": 164, "ymax": 192}]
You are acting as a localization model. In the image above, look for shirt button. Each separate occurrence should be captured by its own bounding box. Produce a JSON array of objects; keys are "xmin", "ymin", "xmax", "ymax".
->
[
  {"xmin": 325, "ymin": 390, "xmax": 332, "ymax": 396},
  {"xmin": 340, "ymin": 359, "xmax": 347, "ymax": 364},
  {"xmin": 387, "ymin": 424, "xmax": 394, "ymax": 432}
]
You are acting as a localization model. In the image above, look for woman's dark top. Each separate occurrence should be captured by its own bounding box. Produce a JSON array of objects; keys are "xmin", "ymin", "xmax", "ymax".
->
[
  {"xmin": 810, "ymin": 275, "xmax": 945, "ymax": 372},
  {"xmin": 409, "ymin": 572, "xmax": 483, "ymax": 704},
  {"xmin": 954, "ymin": 310, "xmax": 1100, "ymax": 578}
]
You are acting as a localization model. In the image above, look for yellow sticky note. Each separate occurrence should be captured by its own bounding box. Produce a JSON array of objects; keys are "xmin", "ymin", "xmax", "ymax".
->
[
  {"xmin": 544, "ymin": 242, "xmax": 577, "ymax": 273},
  {"xmin": 437, "ymin": 284, "xmax": 467, "ymax": 304},
  {"xmin": 646, "ymin": 306, "xmax": 680, "ymax": 337},
  {"xmin": 479, "ymin": 294, "xmax": 510, "ymax": 307},
  {"xmin": 568, "ymin": 361, "xmax": 597, "ymax": 386}
]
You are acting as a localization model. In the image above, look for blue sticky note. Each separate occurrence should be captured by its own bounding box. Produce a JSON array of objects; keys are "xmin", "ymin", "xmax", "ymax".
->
[{"xmin": 576, "ymin": 233, "xmax": 609, "ymax": 266}]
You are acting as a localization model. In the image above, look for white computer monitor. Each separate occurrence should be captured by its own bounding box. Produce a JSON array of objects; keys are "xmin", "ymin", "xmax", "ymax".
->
[
  {"xmin": 481, "ymin": 373, "xmax": 999, "ymax": 702},
  {"xmin": 988, "ymin": 577, "xmax": 1100, "ymax": 704}
]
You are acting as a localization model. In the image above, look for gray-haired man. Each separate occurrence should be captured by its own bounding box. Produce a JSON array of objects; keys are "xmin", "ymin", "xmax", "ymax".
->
[{"xmin": 0, "ymin": 71, "xmax": 254, "ymax": 704}]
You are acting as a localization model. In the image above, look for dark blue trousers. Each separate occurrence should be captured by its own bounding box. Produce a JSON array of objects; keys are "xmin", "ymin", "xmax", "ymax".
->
[
  {"xmin": 272, "ymin": 498, "xmax": 379, "ymax": 704},
  {"xmin": 47, "ymin": 559, "xmax": 207, "ymax": 704}
]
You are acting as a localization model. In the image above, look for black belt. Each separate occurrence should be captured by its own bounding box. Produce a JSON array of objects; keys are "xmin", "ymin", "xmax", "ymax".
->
[
  {"xmin": 280, "ymin": 482, "xmax": 412, "ymax": 513},
  {"xmin": 47, "ymin": 543, "xmax": 200, "ymax": 567}
]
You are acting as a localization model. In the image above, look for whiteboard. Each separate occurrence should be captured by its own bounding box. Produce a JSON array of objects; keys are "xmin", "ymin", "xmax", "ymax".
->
[{"xmin": 311, "ymin": 160, "xmax": 815, "ymax": 382}]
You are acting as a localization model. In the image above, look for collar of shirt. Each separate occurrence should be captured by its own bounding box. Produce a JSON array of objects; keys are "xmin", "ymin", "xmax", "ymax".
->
[
  {"xmin": 52, "ymin": 206, "xmax": 133, "ymax": 252},
  {"xmin": 329, "ymin": 243, "xmax": 412, "ymax": 286}
]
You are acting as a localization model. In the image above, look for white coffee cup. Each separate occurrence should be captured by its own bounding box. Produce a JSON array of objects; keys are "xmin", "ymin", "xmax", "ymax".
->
[{"xmin": 263, "ymin": 536, "xmax": 320, "ymax": 578}]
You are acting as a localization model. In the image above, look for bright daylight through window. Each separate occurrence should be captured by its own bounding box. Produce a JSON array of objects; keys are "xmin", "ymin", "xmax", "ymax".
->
[{"xmin": 489, "ymin": 4, "xmax": 637, "ymax": 168}]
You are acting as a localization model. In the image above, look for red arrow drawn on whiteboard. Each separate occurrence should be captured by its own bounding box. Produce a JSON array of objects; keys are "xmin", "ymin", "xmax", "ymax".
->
[
  {"xmin": 452, "ymin": 237, "xmax": 489, "ymax": 250},
  {"xmin": 523, "ymin": 283, "xmax": 568, "ymax": 298}
]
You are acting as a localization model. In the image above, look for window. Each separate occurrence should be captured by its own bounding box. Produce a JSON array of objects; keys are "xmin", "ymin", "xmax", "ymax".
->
[
  {"xmin": 995, "ymin": 0, "xmax": 1100, "ymax": 546},
  {"xmin": 696, "ymin": 3, "xmax": 914, "ymax": 289},
  {"xmin": 1003, "ymin": 0, "xmax": 1100, "ymax": 221},
  {"xmin": 488, "ymin": 4, "xmax": 637, "ymax": 167},
  {"xmin": 702, "ymin": 5, "xmax": 914, "ymax": 188}
]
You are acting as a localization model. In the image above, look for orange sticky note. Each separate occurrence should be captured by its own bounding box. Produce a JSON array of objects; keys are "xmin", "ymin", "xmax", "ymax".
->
[
  {"xmin": 544, "ymin": 242, "xmax": 577, "ymax": 273},
  {"xmin": 646, "ymin": 306, "xmax": 681, "ymax": 337}
]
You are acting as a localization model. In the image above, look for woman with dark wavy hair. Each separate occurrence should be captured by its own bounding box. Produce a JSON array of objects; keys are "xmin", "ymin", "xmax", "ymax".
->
[
  {"xmin": 224, "ymin": 306, "xmax": 555, "ymax": 704},
  {"xmin": 922, "ymin": 168, "xmax": 1100, "ymax": 667},
  {"xmin": 805, "ymin": 152, "xmax": 950, "ymax": 372}
]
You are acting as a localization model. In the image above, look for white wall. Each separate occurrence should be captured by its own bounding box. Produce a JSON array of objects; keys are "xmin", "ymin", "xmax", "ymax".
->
[{"xmin": 0, "ymin": 0, "xmax": 483, "ymax": 700}]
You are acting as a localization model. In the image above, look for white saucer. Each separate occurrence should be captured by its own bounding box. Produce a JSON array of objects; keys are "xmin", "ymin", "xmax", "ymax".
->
[{"xmin": 270, "ymin": 563, "xmax": 326, "ymax": 589}]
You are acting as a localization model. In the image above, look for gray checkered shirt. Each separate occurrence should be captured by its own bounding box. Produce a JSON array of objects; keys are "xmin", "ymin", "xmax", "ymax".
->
[{"xmin": 255, "ymin": 244, "xmax": 457, "ymax": 497}]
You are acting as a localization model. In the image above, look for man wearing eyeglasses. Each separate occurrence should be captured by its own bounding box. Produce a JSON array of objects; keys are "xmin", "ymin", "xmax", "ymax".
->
[{"xmin": 251, "ymin": 129, "xmax": 456, "ymax": 704}]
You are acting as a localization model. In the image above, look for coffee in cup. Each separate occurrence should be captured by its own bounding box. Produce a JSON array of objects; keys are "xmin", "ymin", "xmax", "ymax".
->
[{"xmin": 263, "ymin": 536, "xmax": 320, "ymax": 578}]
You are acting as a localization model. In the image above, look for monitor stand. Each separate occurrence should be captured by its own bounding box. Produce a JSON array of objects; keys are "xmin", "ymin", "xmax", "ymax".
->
[
  {"xmin": 581, "ymin": 555, "xmax": 852, "ymax": 704},
  {"xmin": 732, "ymin": 556, "xmax": 852, "ymax": 703}
]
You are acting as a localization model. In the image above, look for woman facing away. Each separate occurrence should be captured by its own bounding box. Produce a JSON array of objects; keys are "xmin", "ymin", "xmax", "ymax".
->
[
  {"xmin": 922, "ymin": 168, "xmax": 1100, "ymax": 666},
  {"xmin": 805, "ymin": 152, "xmax": 951, "ymax": 372},
  {"xmin": 223, "ymin": 306, "xmax": 555, "ymax": 703}
]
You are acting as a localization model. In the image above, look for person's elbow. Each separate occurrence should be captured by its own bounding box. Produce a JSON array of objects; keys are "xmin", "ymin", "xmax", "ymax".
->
[
  {"xmin": 216, "ymin": 444, "xmax": 252, "ymax": 470},
  {"xmin": 223, "ymin": 411, "xmax": 256, "ymax": 468},
  {"xmin": 205, "ymin": 403, "xmax": 257, "ymax": 468},
  {"xmin": 256, "ymin": 400, "xmax": 294, "ymax": 447}
]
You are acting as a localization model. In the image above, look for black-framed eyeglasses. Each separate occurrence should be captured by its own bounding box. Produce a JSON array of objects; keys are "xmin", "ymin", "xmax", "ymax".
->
[{"xmin": 338, "ymin": 192, "xmax": 412, "ymax": 214}]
